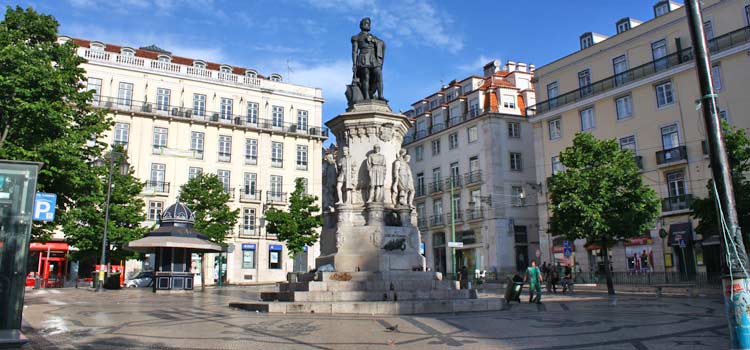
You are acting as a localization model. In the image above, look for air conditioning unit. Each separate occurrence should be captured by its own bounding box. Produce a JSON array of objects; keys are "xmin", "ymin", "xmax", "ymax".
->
[
  {"xmin": 171, "ymin": 108, "xmax": 180, "ymax": 116},
  {"xmin": 234, "ymin": 117, "xmax": 241, "ymax": 125},
  {"xmin": 184, "ymin": 109, "xmax": 192, "ymax": 118},
  {"xmin": 211, "ymin": 113, "xmax": 219, "ymax": 122},
  {"xmin": 289, "ymin": 124, "xmax": 297, "ymax": 132}
]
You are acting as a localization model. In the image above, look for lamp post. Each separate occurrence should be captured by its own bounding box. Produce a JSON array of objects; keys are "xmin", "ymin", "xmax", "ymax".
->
[{"xmin": 95, "ymin": 148, "xmax": 129, "ymax": 292}]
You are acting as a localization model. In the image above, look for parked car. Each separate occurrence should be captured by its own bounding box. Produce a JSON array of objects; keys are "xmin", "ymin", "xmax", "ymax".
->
[{"xmin": 125, "ymin": 271, "xmax": 153, "ymax": 288}]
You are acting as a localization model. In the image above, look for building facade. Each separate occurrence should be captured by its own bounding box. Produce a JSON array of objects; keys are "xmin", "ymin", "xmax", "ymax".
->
[
  {"xmin": 528, "ymin": 0, "xmax": 750, "ymax": 276},
  {"xmin": 402, "ymin": 60, "xmax": 538, "ymax": 276},
  {"xmin": 61, "ymin": 37, "xmax": 327, "ymax": 284}
]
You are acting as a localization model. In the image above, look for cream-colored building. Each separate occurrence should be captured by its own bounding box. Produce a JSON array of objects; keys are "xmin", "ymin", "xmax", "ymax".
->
[
  {"xmin": 528, "ymin": 0, "xmax": 750, "ymax": 276},
  {"xmin": 402, "ymin": 60, "xmax": 538, "ymax": 276},
  {"xmin": 61, "ymin": 37, "xmax": 327, "ymax": 284}
]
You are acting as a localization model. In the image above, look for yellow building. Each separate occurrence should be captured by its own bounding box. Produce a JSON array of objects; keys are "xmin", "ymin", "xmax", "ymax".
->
[
  {"xmin": 528, "ymin": 0, "xmax": 750, "ymax": 276},
  {"xmin": 60, "ymin": 36, "xmax": 327, "ymax": 284}
]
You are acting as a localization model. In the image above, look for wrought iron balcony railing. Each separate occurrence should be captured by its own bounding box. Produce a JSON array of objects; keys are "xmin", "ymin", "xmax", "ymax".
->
[
  {"xmin": 239, "ymin": 189, "xmax": 262, "ymax": 202},
  {"xmin": 464, "ymin": 171, "xmax": 483, "ymax": 185},
  {"xmin": 656, "ymin": 146, "xmax": 688, "ymax": 165},
  {"xmin": 145, "ymin": 181, "xmax": 170, "ymax": 194},
  {"xmin": 662, "ymin": 194, "xmax": 693, "ymax": 213}
]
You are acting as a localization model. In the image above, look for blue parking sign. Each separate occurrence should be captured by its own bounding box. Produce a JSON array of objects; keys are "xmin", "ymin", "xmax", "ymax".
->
[{"xmin": 33, "ymin": 192, "xmax": 57, "ymax": 222}]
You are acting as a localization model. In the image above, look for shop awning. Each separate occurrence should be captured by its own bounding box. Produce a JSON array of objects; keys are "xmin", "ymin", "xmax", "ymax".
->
[
  {"xmin": 29, "ymin": 242, "xmax": 69, "ymax": 251},
  {"xmin": 625, "ymin": 236, "xmax": 653, "ymax": 246},
  {"xmin": 668, "ymin": 222, "xmax": 693, "ymax": 246},
  {"xmin": 125, "ymin": 227, "xmax": 222, "ymax": 253}
]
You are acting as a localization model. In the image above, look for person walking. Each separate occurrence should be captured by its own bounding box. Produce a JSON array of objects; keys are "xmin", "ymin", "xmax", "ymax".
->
[
  {"xmin": 562, "ymin": 264, "xmax": 573, "ymax": 293},
  {"xmin": 550, "ymin": 263, "xmax": 560, "ymax": 293},
  {"xmin": 524, "ymin": 260, "xmax": 543, "ymax": 304},
  {"xmin": 541, "ymin": 262, "xmax": 551, "ymax": 292}
]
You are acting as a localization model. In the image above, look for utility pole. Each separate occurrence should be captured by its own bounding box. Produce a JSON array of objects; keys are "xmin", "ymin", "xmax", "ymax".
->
[{"xmin": 684, "ymin": 1, "xmax": 750, "ymax": 347}]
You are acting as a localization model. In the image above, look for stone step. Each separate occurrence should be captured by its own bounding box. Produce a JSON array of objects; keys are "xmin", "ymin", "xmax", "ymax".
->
[
  {"xmin": 260, "ymin": 289, "xmax": 475, "ymax": 302},
  {"xmin": 317, "ymin": 271, "xmax": 441, "ymax": 282},
  {"xmin": 307, "ymin": 279, "xmax": 458, "ymax": 292},
  {"xmin": 230, "ymin": 298, "xmax": 504, "ymax": 315}
]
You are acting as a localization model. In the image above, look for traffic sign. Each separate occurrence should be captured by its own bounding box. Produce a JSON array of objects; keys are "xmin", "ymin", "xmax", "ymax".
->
[
  {"xmin": 563, "ymin": 247, "xmax": 573, "ymax": 257},
  {"xmin": 447, "ymin": 242, "xmax": 464, "ymax": 248},
  {"xmin": 33, "ymin": 192, "xmax": 56, "ymax": 222},
  {"xmin": 679, "ymin": 239, "xmax": 686, "ymax": 248},
  {"xmin": 563, "ymin": 240, "xmax": 571, "ymax": 248}
]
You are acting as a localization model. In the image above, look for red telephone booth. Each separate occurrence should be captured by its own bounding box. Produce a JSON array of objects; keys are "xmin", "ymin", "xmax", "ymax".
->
[{"xmin": 28, "ymin": 242, "xmax": 69, "ymax": 288}]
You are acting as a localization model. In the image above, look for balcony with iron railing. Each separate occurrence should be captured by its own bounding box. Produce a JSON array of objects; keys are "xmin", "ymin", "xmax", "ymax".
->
[
  {"xmin": 656, "ymin": 145, "xmax": 688, "ymax": 166},
  {"xmin": 403, "ymin": 109, "xmax": 485, "ymax": 145},
  {"xmin": 238, "ymin": 223, "xmax": 259, "ymax": 238},
  {"xmin": 225, "ymin": 187, "xmax": 235, "ymax": 200},
  {"xmin": 466, "ymin": 208, "xmax": 484, "ymax": 221},
  {"xmin": 662, "ymin": 194, "xmax": 693, "ymax": 213},
  {"xmin": 417, "ymin": 217, "xmax": 428, "ymax": 230},
  {"xmin": 266, "ymin": 191, "xmax": 287, "ymax": 205},
  {"xmin": 415, "ymin": 185, "xmax": 426, "ymax": 198},
  {"xmin": 528, "ymin": 26, "xmax": 750, "ymax": 116},
  {"xmin": 92, "ymin": 96, "xmax": 328, "ymax": 139},
  {"xmin": 445, "ymin": 212, "xmax": 463, "ymax": 224},
  {"xmin": 239, "ymin": 189, "xmax": 262, "ymax": 202},
  {"xmin": 464, "ymin": 171, "xmax": 483, "ymax": 185},
  {"xmin": 144, "ymin": 181, "xmax": 170, "ymax": 195},
  {"xmin": 429, "ymin": 181, "xmax": 443, "ymax": 194},
  {"xmin": 430, "ymin": 215, "xmax": 444, "ymax": 227},
  {"xmin": 445, "ymin": 176, "xmax": 462, "ymax": 189}
]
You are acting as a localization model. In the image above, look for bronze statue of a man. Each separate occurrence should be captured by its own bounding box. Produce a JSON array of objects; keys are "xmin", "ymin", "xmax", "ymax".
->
[{"xmin": 351, "ymin": 17, "xmax": 385, "ymax": 102}]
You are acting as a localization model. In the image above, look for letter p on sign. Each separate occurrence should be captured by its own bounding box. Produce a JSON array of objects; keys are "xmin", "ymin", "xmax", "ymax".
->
[{"xmin": 33, "ymin": 193, "xmax": 57, "ymax": 222}]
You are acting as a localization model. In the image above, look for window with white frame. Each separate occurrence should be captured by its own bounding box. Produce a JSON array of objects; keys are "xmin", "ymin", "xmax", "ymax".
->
[
  {"xmin": 508, "ymin": 122, "xmax": 521, "ymax": 138},
  {"xmin": 272, "ymin": 105, "xmax": 284, "ymax": 127},
  {"xmin": 245, "ymin": 138, "xmax": 257, "ymax": 164},
  {"xmin": 270, "ymin": 175, "xmax": 283, "ymax": 199},
  {"xmin": 703, "ymin": 20, "xmax": 714, "ymax": 40},
  {"xmin": 246, "ymin": 70, "xmax": 257, "ymax": 78},
  {"xmin": 157, "ymin": 55, "xmax": 170, "ymax": 63},
  {"xmin": 218, "ymin": 135, "xmax": 232, "ymax": 162},
  {"xmin": 220, "ymin": 98, "xmax": 233, "ymax": 121},
  {"xmin": 619, "ymin": 135, "xmax": 637, "ymax": 153},
  {"xmin": 511, "ymin": 185, "xmax": 524, "ymax": 206},
  {"xmin": 220, "ymin": 65, "xmax": 231, "ymax": 73},
  {"xmin": 509, "ymin": 152, "xmax": 522, "ymax": 171},
  {"xmin": 666, "ymin": 170, "xmax": 687, "ymax": 198},
  {"xmin": 431, "ymin": 139, "xmax": 441, "ymax": 156},
  {"xmin": 148, "ymin": 201, "xmax": 163, "ymax": 221},
  {"xmin": 580, "ymin": 107, "xmax": 595, "ymax": 130},
  {"xmin": 661, "ymin": 123, "xmax": 679, "ymax": 149},
  {"xmin": 150, "ymin": 163, "xmax": 166, "ymax": 191},
  {"xmin": 469, "ymin": 98, "xmax": 480, "ymax": 117},
  {"xmin": 415, "ymin": 145, "xmax": 424, "ymax": 161},
  {"xmin": 578, "ymin": 69, "xmax": 592, "ymax": 97},
  {"xmin": 547, "ymin": 81, "xmax": 559, "ymax": 107},
  {"xmin": 270, "ymin": 74, "xmax": 282, "ymax": 82},
  {"xmin": 193, "ymin": 94, "xmax": 206, "ymax": 117},
  {"xmin": 468, "ymin": 126, "xmax": 478, "ymax": 143},
  {"xmin": 188, "ymin": 167, "xmax": 202, "ymax": 180},
  {"xmin": 416, "ymin": 173, "xmax": 425, "ymax": 196},
  {"xmin": 654, "ymin": 3, "xmax": 669, "ymax": 17},
  {"xmin": 652, "ymin": 39, "xmax": 668, "ymax": 71},
  {"xmin": 615, "ymin": 95, "xmax": 633, "ymax": 120},
  {"xmin": 271, "ymin": 142, "xmax": 283, "ymax": 167},
  {"xmin": 450, "ymin": 162, "xmax": 460, "ymax": 186},
  {"xmin": 448, "ymin": 132, "xmax": 458, "ymax": 150},
  {"xmin": 152, "ymin": 127, "xmax": 167, "ymax": 153},
  {"xmin": 242, "ymin": 208, "xmax": 256, "ymax": 236},
  {"xmin": 117, "ymin": 82, "xmax": 133, "ymax": 107},
  {"xmin": 88, "ymin": 77, "xmax": 102, "ymax": 103},
  {"xmin": 613, "ymin": 55, "xmax": 628, "ymax": 85},
  {"xmin": 243, "ymin": 173, "xmax": 257, "ymax": 195},
  {"xmin": 580, "ymin": 35, "xmax": 593, "ymax": 50},
  {"xmin": 503, "ymin": 95, "xmax": 516, "ymax": 109},
  {"xmin": 549, "ymin": 118, "xmax": 561, "ymax": 140},
  {"xmin": 430, "ymin": 100, "xmax": 438, "ymax": 109},
  {"xmin": 433, "ymin": 200, "xmax": 443, "ymax": 222},
  {"xmin": 246, "ymin": 102, "xmax": 259, "ymax": 124},
  {"xmin": 90, "ymin": 42, "xmax": 105, "ymax": 51},
  {"xmin": 296, "ymin": 145, "xmax": 308, "ymax": 169},
  {"xmin": 469, "ymin": 156, "xmax": 480, "ymax": 174},
  {"xmin": 551, "ymin": 155, "xmax": 564, "ymax": 175},
  {"xmin": 114, "ymin": 123, "xmax": 129, "ymax": 146},
  {"xmin": 190, "ymin": 131, "xmax": 204, "ymax": 158},
  {"xmin": 617, "ymin": 21, "xmax": 630, "ymax": 34},
  {"xmin": 451, "ymin": 195, "xmax": 461, "ymax": 215},
  {"xmin": 297, "ymin": 110, "xmax": 309, "ymax": 131},
  {"xmin": 711, "ymin": 64, "xmax": 722, "ymax": 91},
  {"xmin": 655, "ymin": 81, "xmax": 674, "ymax": 107},
  {"xmin": 156, "ymin": 88, "xmax": 170, "ymax": 112},
  {"xmin": 217, "ymin": 170, "xmax": 231, "ymax": 192},
  {"xmin": 193, "ymin": 61, "xmax": 206, "ymax": 69}
]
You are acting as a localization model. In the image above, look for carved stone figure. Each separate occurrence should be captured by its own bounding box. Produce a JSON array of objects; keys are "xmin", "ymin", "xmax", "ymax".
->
[
  {"xmin": 367, "ymin": 144, "xmax": 386, "ymax": 203},
  {"xmin": 392, "ymin": 149, "xmax": 415, "ymax": 208},
  {"xmin": 322, "ymin": 153, "xmax": 338, "ymax": 210},
  {"xmin": 350, "ymin": 17, "xmax": 386, "ymax": 104},
  {"xmin": 336, "ymin": 147, "xmax": 356, "ymax": 205}
]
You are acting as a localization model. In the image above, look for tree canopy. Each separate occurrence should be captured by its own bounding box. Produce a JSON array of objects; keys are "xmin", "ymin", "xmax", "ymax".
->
[
  {"xmin": 0, "ymin": 6, "xmax": 111, "ymax": 240},
  {"xmin": 547, "ymin": 133, "xmax": 660, "ymax": 294},
  {"xmin": 265, "ymin": 178, "xmax": 322, "ymax": 257},
  {"xmin": 179, "ymin": 173, "xmax": 239, "ymax": 244}
]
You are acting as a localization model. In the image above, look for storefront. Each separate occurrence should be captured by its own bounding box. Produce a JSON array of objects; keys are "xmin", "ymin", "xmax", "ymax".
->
[
  {"xmin": 268, "ymin": 244, "xmax": 283, "ymax": 270},
  {"xmin": 26, "ymin": 242, "xmax": 70, "ymax": 288},
  {"xmin": 625, "ymin": 236, "xmax": 654, "ymax": 272},
  {"xmin": 668, "ymin": 222, "xmax": 696, "ymax": 275}
]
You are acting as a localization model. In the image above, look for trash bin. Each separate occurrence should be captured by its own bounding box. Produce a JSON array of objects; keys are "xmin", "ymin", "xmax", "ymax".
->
[
  {"xmin": 504, "ymin": 274, "xmax": 524, "ymax": 304},
  {"xmin": 104, "ymin": 273, "xmax": 122, "ymax": 290}
]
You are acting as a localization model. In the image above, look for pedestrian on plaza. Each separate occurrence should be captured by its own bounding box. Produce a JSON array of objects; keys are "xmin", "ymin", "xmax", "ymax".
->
[
  {"xmin": 562, "ymin": 264, "xmax": 573, "ymax": 293},
  {"xmin": 524, "ymin": 260, "xmax": 543, "ymax": 304},
  {"xmin": 459, "ymin": 265, "xmax": 468, "ymax": 289},
  {"xmin": 550, "ymin": 263, "xmax": 560, "ymax": 293},
  {"xmin": 541, "ymin": 262, "xmax": 551, "ymax": 292}
]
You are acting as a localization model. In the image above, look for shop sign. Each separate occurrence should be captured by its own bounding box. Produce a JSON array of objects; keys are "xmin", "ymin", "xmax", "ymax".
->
[
  {"xmin": 269, "ymin": 244, "xmax": 283, "ymax": 251},
  {"xmin": 241, "ymin": 243, "xmax": 256, "ymax": 250},
  {"xmin": 447, "ymin": 242, "xmax": 463, "ymax": 248},
  {"xmin": 33, "ymin": 192, "xmax": 56, "ymax": 222}
]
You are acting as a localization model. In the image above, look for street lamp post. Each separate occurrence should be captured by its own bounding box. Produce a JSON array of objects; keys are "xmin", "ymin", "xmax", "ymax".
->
[{"xmin": 96, "ymin": 149, "xmax": 128, "ymax": 292}]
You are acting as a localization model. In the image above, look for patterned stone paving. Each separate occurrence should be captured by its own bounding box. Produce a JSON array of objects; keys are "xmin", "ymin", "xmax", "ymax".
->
[{"xmin": 20, "ymin": 286, "xmax": 728, "ymax": 349}]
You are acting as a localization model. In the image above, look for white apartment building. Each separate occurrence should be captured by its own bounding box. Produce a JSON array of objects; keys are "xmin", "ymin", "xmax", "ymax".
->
[
  {"xmin": 402, "ymin": 60, "xmax": 538, "ymax": 276},
  {"xmin": 61, "ymin": 37, "xmax": 326, "ymax": 284}
]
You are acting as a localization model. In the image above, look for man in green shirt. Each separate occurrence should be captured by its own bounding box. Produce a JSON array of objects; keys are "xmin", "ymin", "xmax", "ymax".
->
[{"xmin": 524, "ymin": 260, "xmax": 543, "ymax": 304}]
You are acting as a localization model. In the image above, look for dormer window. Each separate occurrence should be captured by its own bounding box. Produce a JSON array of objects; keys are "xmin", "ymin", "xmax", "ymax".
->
[
  {"xmin": 654, "ymin": 2, "xmax": 670, "ymax": 17},
  {"xmin": 617, "ymin": 21, "xmax": 630, "ymax": 34},
  {"xmin": 193, "ymin": 60, "xmax": 207, "ymax": 69},
  {"xmin": 270, "ymin": 73, "xmax": 282, "ymax": 82},
  {"xmin": 220, "ymin": 65, "xmax": 232, "ymax": 73},
  {"xmin": 580, "ymin": 34, "xmax": 594, "ymax": 50},
  {"xmin": 157, "ymin": 55, "xmax": 171, "ymax": 62},
  {"xmin": 90, "ymin": 42, "xmax": 105, "ymax": 52},
  {"xmin": 121, "ymin": 48, "xmax": 135, "ymax": 57},
  {"xmin": 245, "ymin": 69, "xmax": 258, "ymax": 78}
]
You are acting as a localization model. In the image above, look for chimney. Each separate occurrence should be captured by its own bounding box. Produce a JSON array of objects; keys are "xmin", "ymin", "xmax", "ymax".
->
[
  {"xmin": 516, "ymin": 62, "xmax": 528, "ymax": 72},
  {"xmin": 529, "ymin": 64, "xmax": 536, "ymax": 73},
  {"xmin": 483, "ymin": 59, "xmax": 501, "ymax": 77},
  {"xmin": 504, "ymin": 60, "xmax": 517, "ymax": 72}
]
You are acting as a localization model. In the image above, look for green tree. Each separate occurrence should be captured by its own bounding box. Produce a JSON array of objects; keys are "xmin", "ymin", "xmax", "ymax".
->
[
  {"xmin": 548, "ymin": 133, "xmax": 660, "ymax": 295},
  {"xmin": 265, "ymin": 178, "xmax": 322, "ymax": 257},
  {"xmin": 63, "ymin": 147, "xmax": 148, "ymax": 264},
  {"xmin": 179, "ymin": 173, "xmax": 239, "ymax": 287},
  {"xmin": 692, "ymin": 123, "xmax": 750, "ymax": 249},
  {"xmin": 0, "ymin": 6, "xmax": 111, "ymax": 240}
]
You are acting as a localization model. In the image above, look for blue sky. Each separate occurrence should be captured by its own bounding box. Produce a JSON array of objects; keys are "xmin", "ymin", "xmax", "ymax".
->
[{"xmin": 6, "ymin": 0, "xmax": 658, "ymax": 122}]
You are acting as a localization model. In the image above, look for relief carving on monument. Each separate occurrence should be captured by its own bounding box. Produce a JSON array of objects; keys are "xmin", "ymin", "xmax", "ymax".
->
[
  {"xmin": 391, "ymin": 149, "xmax": 415, "ymax": 209},
  {"xmin": 322, "ymin": 153, "xmax": 338, "ymax": 211},
  {"xmin": 335, "ymin": 146, "xmax": 356, "ymax": 205},
  {"xmin": 366, "ymin": 144, "xmax": 386, "ymax": 203}
]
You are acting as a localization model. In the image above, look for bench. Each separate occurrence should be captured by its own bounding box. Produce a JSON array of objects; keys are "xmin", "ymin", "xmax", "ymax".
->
[
  {"xmin": 0, "ymin": 329, "xmax": 28, "ymax": 350},
  {"xmin": 652, "ymin": 283, "xmax": 696, "ymax": 297}
]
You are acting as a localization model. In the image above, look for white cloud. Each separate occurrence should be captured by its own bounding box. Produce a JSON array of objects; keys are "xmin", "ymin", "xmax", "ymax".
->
[
  {"xmin": 66, "ymin": 0, "xmax": 220, "ymax": 15},
  {"xmin": 457, "ymin": 55, "xmax": 495, "ymax": 73},
  {"xmin": 258, "ymin": 59, "xmax": 351, "ymax": 102}
]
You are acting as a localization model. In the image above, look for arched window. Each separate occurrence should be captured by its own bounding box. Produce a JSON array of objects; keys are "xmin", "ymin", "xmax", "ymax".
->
[
  {"xmin": 157, "ymin": 55, "xmax": 171, "ymax": 63},
  {"xmin": 121, "ymin": 48, "xmax": 135, "ymax": 57},
  {"xmin": 90, "ymin": 42, "xmax": 105, "ymax": 52},
  {"xmin": 270, "ymin": 73, "xmax": 282, "ymax": 82},
  {"xmin": 220, "ymin": 65, "xmax": 232, "ymax": 73},
  {"xmin": 245, "ymin": 69, "xmax": 258, "ymax": 78},
  {"xmin": 193, "ymin": 60, "xmax": 207, "ymax": 69}
]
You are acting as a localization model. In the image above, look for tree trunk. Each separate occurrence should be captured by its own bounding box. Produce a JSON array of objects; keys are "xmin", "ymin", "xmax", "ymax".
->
[
  {"xmin": 602, "ymin": 237, "xmax": 615, "ymax": 295},
  {"xmin": 200, "ymin": 253, "xmax": 206, "ymax": 291}
]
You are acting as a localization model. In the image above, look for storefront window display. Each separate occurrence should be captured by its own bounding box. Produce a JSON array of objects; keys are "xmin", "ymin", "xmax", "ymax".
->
[
  {"xmin": 626, "ymin": 246, "xmax": 654, "ymax": 272},
  {"xmin": 269, "ymin": 244, "xmax": 283, "ymax": 269}
]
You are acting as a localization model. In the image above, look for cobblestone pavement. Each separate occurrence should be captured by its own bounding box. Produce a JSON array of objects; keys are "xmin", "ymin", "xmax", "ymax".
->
[{"xmin": 20, "ymin": 286, "xmax": 728, "ymax": 349}]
